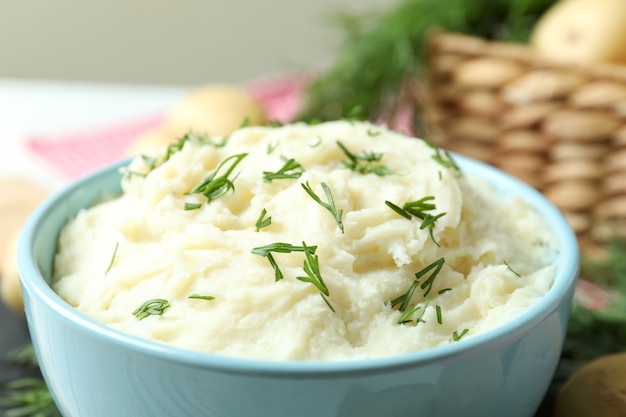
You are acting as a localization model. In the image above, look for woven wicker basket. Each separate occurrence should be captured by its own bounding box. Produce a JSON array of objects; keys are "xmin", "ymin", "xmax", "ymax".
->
[{"xmin": 422, "ymin": 31, "xmax": 626, "ymax": 250}]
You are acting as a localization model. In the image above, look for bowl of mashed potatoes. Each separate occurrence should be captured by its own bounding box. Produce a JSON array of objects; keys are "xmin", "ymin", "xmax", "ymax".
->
[{"xmin": 18, "ymin": 121, "xmax": 579, "ymax": 417}]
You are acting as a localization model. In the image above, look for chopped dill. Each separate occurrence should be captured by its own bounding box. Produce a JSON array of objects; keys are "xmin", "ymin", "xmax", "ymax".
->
[
  {"xmin": 251, "ymin": 242, "xmax": 317, "ymax": 281},
  {"xmin": 104, "ymin": 241, "xmax": 119, "ymax": 275},
  {"xmin": 255, "ymin": 208, "xmax": 272, "ymax": 231},
  {"xmin": 301, "ymin": 181, "xmax": 344, "ymax": 233},
  {"xmin": 186, "ymin": 153, "xmax": 248, "ymax": 207},
  {"xmin": 132, "ymin": 299, "xmax": 170, "ymax": 320},
  {"xmin": 505, "ymin": 260, "xmax": 522, "ymax": 277},
  {"xmin": 453, "ymin": 329, "xmax": 469, "ymax": 341},
  {"xmin": 263, "ymin": 157, "xmax": 304, "ymax": 182},
  {"xmin": 385, "ymin": 197, "xmax": 446, "ymax": 246},
  {"xmin": 188, "ymin": 294, "xmax": 216, "ymax": 301},
  {"xmin": 337, "ymin": 141, "xmax": 393, "ymax": 176}
]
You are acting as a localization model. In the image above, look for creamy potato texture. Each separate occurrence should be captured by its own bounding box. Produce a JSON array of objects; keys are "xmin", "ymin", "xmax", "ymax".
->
[{"xmin": 53, "ymin": 121, "xmax": 557, "ymax": 361}]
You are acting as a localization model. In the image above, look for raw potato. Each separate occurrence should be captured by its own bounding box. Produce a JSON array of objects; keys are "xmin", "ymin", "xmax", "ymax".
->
[
  {"xmin": 125, "ymin": 84, "xmax": 268, "ymax": 156},
  {"xmin": 1, "ymin": 230, "xmax": 22, "ymax": 312},
  {"xmin": 164, "ymin": 84, "xmax": 267, "ymax": 138},
  {"xmin": 531, "ymin": 0, "xmax": 626, "ymax": 64},
  {"xmin": 0, "ymin": 177, "xmax": 49, "ymax": 313},
  {"xmin": 554, "ymin": 353, "xmax": 626, "ymax": 417},
  {"xmin": 124, "ymin": 129, "xmax": 175, "ymax": 156}
]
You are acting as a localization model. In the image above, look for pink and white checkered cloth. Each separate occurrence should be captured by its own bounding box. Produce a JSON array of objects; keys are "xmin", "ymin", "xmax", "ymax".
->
[{"xmin": 25, "ymin": 113, "xmax": 166, "ymax": 179}]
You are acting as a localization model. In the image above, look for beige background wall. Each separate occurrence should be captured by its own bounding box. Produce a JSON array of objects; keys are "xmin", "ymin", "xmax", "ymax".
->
[{"xmin": 0, "ymin": 0, "xmax": 395, "ymax": 86}]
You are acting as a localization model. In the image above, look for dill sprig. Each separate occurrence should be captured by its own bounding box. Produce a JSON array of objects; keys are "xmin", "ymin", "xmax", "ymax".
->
[
  {"xmin": 504, "ymin": 260, "xmax": 522, "ymax": 277},
  {"xmin": 0, "ymin": 378, "xmax": 61, "ymax": 417},
  {"xmin": 453, "ymin": 329, "xmax": 469, "ymax": 341},
  {"xmin": 186, "ymin": 153, "xmax": 248, "ymax": 207},
  {"xmin": 560, "ymin": 239, "xmax": 626, "ymax": 367},
  {"xmin": 135, "ymin": 131, "xmax": 227, "ymax": 176},
  {"xmin": 390, "ymin": 258, "xmax": 445, "ymax": 312},
  {"xmin": 251, "ymin": 242, "xmax": 318, "ymax": 281},
  {"xmin": 385, "ymin": 197, "xmax": 446, "ymax": 246},
  {"xmin": 297, "ymin": 242, "xmax": 335, "ymax": 312},
  {"xmin": 397, "ymin": 304, "xmax": 423, "ymax": 325},
  {"xmin": 295, "ymin": 0, "xmax": 557, "ymax": 123},
  {"xmin": 6, "ymin": 344, "xmax": 39, "ymax": 368},
  {"xmin": 188, "ymin": 294, "xmax": 215, "ymax": 301},
  {"xmin": 263, "ymin": 157, "xmax": 304, "ymax": 182},
  {"xmin": 397, "ymin": 298, "xmax": 430, "ymax": 325},
  {"xmin": 436, "ymin": 305, "xmax": 443, "ymax": 324},
  {"xmin": 132, "ymin": 299, "xmax": 170, "ymax": 320},
  {"xmin": 301, "ymin": 181, "xmax": 344, "ymax": 233},
  {"xmin": 0, "ymin": 345, "xmax": 61, "ymax": 417},
  {"xmin": 424, "ymin": 139, "xmax": 460, "ymax": 171},
  {"xmin": 104, "ymin": 241, "xmax": 119, "ymax": 275},
  {"xmin": 251, "ymin": 241, "xmax": 334, "ymax": 311},
  {"xmin": 337, "ymin": 141, "xmax": 393, "ymax": 176},
  {"xmin": 255, "ymin": 208, "xmax": 272, "ymax": 232}
]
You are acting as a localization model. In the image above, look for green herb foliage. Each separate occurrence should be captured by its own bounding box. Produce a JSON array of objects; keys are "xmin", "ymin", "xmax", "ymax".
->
[
  {"xmin": 504, "ymin": 260, "xmax": 522, "ymax": 277},
  {"xmin": 6, "ymin": 344, "xmax": 38, "ymax": 368},
  {"xmin": 436, "ymin": 304, "xmax": 443, "ymax": 324},
  {"xmin": 139, "ymin": 131, "xmax": 227, "ymax": 176},
  {"xmin": 385, "ymin": 197, "xmax": 446, "ymax": 246},
  {"xmin": 104, "ymin": 241, "xmax": 119, "ymax": 275},
  {"xmin": 255, "ymin": 208, "xmax": 272, "ymax": 232},
  {"xmin": 296, "ymin": 0, "xmax": 557, "ymax": 123},
  {"xmin": 397, "ymin": 304, "xmax": 423, "ymax": 325},
  {"xmin": 398, "ymin": 298, "xmax": 430, "ymax": 325},
  {"xmin": 251, "ymin": 242, "xmax": 318, "ymax": 281},
  {"xmin": 423, "ymin": 139, "xmax": 460, "ymax": 171},
  {"xmin": 296, "ymin": 242, "xmax": 335, "ymax": 312},
  {"xmin": 132, "ymin": 299, "xmax": 170, "ymax": 320},
  {"xmin": 263, "ymin": 157, "xmax": 304, "ymax": 182},
  {"xmin": 453, "ymin": 328, "xmax": 469, "ymax": 341},
  {"xmin": 251, "ymin": 242, "xmax": 334, "ymax": 311},
  {"xmin": 188, "ymin": 294, "xmax": 215, "ymax": 301},
  {"xmin": 337, "ymin": 141, "xmax": 392, "ymax": 176},
  {"xmin": 184, "ymin": 203, "xmax": 202, "ymax": 211},
  {"xmin": 390, "ymin": 257, "xmax": 445, "ymax": 311},
  {"xmin": 0, "ymin": 345, "xmax": 60, "ymax": 417},
  {"xmin": 559, "ymin": 240, "xmax": 626, "ymax": 377},
  {"xmin": 301, "ymin": 182, "xmax": 344, "ymax": 233},
  {"xmin": 186, "ymin": 153, "xmax": 248, "ymax": 207},
  {"xmin": 0, "ymin": 378, "xmax": 61, "ymax": 417}
]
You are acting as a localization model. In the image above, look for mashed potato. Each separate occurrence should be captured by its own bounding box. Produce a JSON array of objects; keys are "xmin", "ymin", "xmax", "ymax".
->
[{"xmin": 53, "ymin": 121, "xmax": 557, "ymax": 361}]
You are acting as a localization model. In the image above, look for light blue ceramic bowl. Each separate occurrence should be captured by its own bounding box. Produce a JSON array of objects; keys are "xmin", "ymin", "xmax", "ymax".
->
[{"xmin": 18, "ymin": 154, "xmax": 579, "ymax": 417}]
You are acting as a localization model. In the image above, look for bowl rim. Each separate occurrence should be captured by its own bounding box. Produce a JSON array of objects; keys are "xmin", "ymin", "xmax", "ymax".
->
[{"xmin": 17, "ymin": 153, "xmax": 580, "ymax": 377}]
